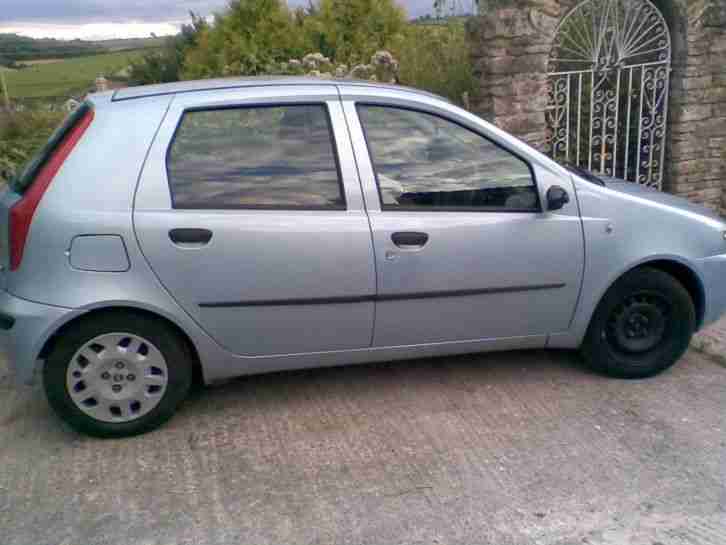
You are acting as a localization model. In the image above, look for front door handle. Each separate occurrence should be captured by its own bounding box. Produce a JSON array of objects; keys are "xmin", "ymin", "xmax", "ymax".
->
[
  {"xmin": 169, "ymin": 228, "xmax": 213, "ymax": 245},
  {"xmin": 391, "ymin": 231, "xmax": 429, "ymax": 248}
]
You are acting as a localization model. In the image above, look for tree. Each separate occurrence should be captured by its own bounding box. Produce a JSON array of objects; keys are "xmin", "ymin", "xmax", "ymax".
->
[
  {"xmin": 182, "ymin": 0, "xmax": 307, "ymax": 79},
  {"xmin": 303, "ymin": 0, "xmax": 406, "ymax": 63},
  {"xmin": 180, "ymin": 0, "xmax": 407, "ymax": 78},
  {"xmin": 393, "ymin": 21, "xmax": 475, "ymax": 106},
  {"xmin": 129, "ymin": 12, "xmax": 208, "ymax": 85}
]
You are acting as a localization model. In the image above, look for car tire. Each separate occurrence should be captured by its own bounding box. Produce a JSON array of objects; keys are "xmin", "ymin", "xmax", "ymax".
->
[
  {"xmin": 581, "ymin": 267, "xmax": 695, "ymax": 379},
  {"xmin": 43, "ymin": 311, "xmax": 193, "ymax": 438}
]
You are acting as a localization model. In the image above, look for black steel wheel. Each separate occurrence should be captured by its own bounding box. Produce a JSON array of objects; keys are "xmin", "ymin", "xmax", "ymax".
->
[
  {"xmin": 606, "ymin": 291, "xmax": 669, "ymax": 355},
  {"xmin": 582, "ymin": 267, "xmax": 695, "ymax": 379}
]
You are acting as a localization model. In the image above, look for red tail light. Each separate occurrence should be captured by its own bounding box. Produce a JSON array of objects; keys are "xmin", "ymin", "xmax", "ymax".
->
[{"xmin": 9, "ymin": 108, "xmax": 94, "ymax": 271}]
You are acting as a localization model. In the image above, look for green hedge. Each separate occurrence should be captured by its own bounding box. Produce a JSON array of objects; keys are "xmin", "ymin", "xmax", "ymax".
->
[{"xmin": 0, "ymin": 110, "xmax": 64, "ymax": 183}]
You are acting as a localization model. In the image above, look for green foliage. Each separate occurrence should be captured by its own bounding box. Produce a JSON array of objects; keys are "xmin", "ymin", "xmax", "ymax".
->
[
  {"xmin": 176, "ymin": 0, "xmax": 471, "ymax": 104},
  {"xmin": 0, "ymin": 110, "xmax": 64, "ymax": 183},
  {"xmin": 394, "ymin": 22, "xmax": 476, "ymax": 106},
  {"xmin": 183, "ymin": 0, "xmax": 308, "ymax": 79},
  {"xmin": 128, "ymin": 44, "xmax": 182, "ymax": 85},
  {"xmin": 180, "ymin": 0, "xmax": 406, "ymax": 77},
  {"xmin": 128, "ymin": 13, "xmax": 208, "ymax": 85},
  {"xmin": 302, "ymin": 0, "xmax": 407, "ymax": 64}
]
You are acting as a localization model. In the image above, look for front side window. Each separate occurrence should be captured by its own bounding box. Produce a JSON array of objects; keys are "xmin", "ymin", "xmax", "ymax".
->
[
  {"xmin": 357, "ymin": 105, "xmax": 539, "ymax": 211},
  {"xmin": 167, "ymin": 104, "xmax": 344, "ymax": 209}
]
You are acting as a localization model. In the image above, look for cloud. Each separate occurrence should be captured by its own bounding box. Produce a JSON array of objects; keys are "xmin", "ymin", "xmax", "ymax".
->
[
  {"xmin": 0, "ymin": 0, "xmax": 467, "ymax": 40},
  {"xmin": 0, "ymin": 0, "xmax": 451, "ymax": 24},
  {"xmin": 0, "ymin": 22, "xmax": 186, "ymax": 40},
  {"xmin": 0, "ymin": 1, "xmax": 229, "ymax": 24}
]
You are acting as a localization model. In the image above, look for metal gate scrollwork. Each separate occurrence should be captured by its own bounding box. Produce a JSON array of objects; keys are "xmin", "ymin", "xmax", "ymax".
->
[{"xmin": 546, "ymin": 0, "xmax": 671, "ymax": 188}]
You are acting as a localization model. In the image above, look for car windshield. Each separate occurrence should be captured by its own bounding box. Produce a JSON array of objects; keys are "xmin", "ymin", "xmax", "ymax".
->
[{"xmin": 564, "ymin": 164, "xmax": 606, "ymax": 186}]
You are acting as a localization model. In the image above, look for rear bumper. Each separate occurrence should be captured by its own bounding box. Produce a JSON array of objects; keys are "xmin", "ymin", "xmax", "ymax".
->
[
  {"xmin": 696, "ymin": 254, "xmax": 726, "ymax": 328},
  {"xmin": 0, "ymin": 291, "xmax": 73, "ymax": 385}
]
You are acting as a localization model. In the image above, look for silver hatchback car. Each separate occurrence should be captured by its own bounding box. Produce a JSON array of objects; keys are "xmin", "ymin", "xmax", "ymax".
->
[{"xmin": 2, "ymin": 77, "xmax": 726, "ymax": 437}]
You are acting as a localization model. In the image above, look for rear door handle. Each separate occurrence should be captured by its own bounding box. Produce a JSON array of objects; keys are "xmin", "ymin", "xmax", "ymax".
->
[
  {"xmin": 391, "ymin": 231, "xmax": 429, "ymax": 248},
  {"xmin": 169, "ymin": 228, "xmax": 213, "ymax": 245}
]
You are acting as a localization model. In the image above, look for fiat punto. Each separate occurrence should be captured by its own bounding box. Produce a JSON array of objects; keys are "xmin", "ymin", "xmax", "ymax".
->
[{"xmin": 2, "ymin": 77, "xmax": 726, "ymax": 437}]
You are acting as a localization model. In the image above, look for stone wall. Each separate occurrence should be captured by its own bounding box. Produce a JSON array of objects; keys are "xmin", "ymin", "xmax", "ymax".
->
[
  {"xmin": 466, "ymin": 1, "xmax": 560, "ymax": 149},
  {"xmin": 466, "ymin": 0, "xmax": 726, "ymax": 211},
  {"xmin": 665, "ymin": 1, "xmax": 726, "ymax": 212}
]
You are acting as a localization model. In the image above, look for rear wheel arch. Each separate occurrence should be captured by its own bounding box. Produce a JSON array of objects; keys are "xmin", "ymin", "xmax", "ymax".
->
[{"xmin": 39, "ymin": 306, "xmax": 204, "ymax": 386}]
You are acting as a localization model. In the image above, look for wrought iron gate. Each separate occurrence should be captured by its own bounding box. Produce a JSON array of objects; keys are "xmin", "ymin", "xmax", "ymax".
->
[{"xmin": 546, "ymin": 0, "xmax": 671, "ymax": 188}]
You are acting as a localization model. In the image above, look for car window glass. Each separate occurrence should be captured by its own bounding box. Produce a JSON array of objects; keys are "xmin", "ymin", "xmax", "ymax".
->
[
  {"xmin": 357, "ymin": 105, "xmax": 538, "ymax": 211},
  {"xmin": 167, "ymin": 104, "xmax": 344, "ymax": 209}
]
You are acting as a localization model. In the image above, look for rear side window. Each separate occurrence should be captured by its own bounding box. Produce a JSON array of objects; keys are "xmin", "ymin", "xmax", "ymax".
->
[
  {"xmin": 166, "ymin": 104, "xmax": 345, "ymax": 209},
  {"xmin": 10, "ymin": 102, "xmax": 93, "ymax": 195}
]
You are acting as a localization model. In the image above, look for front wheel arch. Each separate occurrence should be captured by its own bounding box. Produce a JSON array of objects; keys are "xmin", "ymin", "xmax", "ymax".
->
[
  {"xmin": 643, "ymin": 259, "xmax": 705, "ymax": 329},
  {"xmin": 606, "ymin": 259, "xmax": 704, "ymax": 330}
]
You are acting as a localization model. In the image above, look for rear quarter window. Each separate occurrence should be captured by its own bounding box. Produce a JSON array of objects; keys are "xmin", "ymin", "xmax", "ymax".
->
[
  {"xmin": 166, "ymin": 104, "xmax": 345, "ymax": 210},
  {"xmin": 10, "ymin": 102, "xmax": 93, "ymax": 195}
]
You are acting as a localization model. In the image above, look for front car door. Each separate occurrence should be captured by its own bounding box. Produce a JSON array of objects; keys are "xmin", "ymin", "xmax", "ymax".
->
[
  {"xmin": 134, "ymin": 85, "xmax": 376, "ymax": 357},
  {"xmin": 340, "ymin": 86, "xmax": 584, "ymax": 348}
]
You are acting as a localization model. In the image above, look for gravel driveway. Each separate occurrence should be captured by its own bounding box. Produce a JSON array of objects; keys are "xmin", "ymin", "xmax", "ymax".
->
[{"xmin": 1, "ymin": 349, "xmax": 725, "ymax": 545}]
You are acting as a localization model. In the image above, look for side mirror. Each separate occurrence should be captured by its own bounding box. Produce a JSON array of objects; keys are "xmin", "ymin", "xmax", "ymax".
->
[{"xmin": 546, "ymin": 185, "xmax": 570, "ymax": 211}]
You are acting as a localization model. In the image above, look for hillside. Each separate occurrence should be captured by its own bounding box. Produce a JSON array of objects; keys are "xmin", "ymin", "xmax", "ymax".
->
[
  {"xmin": 0, "ymin": 33, "xmax": 104, "ymax": 65},
  {"xmin": 3, "ymin": 50, "xmax": 146, "ymax": 100},
  {"xmin": 0, "ymin": 33, "xmax": 164, "ymax": 66},
  {"xmin": 92, "ymin": 37, "xmax": 167, "ymax": 52}
]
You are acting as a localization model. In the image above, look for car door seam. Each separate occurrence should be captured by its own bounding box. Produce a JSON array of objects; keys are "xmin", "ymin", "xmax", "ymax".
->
[
  {"xmin": 564, "ymin": 176, "xmax": 588, "ymax": 334},
  {"xmin": 129, "ymin": 95, "xmax": 228, "ymax": 348},
  {"xmin": 337, "ymin": 85, "xmax": 379, "ymax": 349}
]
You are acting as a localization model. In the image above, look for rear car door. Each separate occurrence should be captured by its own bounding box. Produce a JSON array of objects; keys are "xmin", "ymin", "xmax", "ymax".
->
[
  {"xmin": 342, "ymin": 89, "xmax": 584, "ymax": 347},
  {"xmin": 134, "ymin": 85, "xmax": 376, "ymax": 356}
]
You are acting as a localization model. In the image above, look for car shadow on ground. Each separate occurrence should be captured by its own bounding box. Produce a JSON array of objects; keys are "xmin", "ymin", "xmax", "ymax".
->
[
  {"xmin": 0, "ymin": 348, "xmax": 590, "ymax": 442},
  {"xmin": 179, "ymin": 348, "xmax": 592, "ymax": 420}
]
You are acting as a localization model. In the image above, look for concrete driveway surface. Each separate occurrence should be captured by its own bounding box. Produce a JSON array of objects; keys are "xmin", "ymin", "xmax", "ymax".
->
[{"xmin": 1, "ymin": 349, "xmax": 725, "ymax": 545}]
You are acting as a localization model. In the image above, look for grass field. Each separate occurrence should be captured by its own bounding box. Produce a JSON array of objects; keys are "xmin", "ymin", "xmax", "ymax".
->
[{"xmin": 3, "ymin": 50, "xmax": 148, "ymax": 100}]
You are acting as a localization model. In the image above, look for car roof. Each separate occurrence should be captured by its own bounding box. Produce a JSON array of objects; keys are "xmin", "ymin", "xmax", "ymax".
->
[{"xmin": 111, "ymin": 76, "xmax": 447, "ymax": 103}]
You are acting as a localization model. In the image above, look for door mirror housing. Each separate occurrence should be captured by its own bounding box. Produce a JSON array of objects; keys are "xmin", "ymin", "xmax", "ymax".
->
[{"xmin": 546, "ymin": 185, "xmax": 570, "ymax": 211}]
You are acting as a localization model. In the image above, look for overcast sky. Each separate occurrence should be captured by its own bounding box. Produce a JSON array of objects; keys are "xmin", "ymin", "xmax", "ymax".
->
[{"xmin": 0, "ymin": 0, "xmax": 474, "ymax": 40}]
